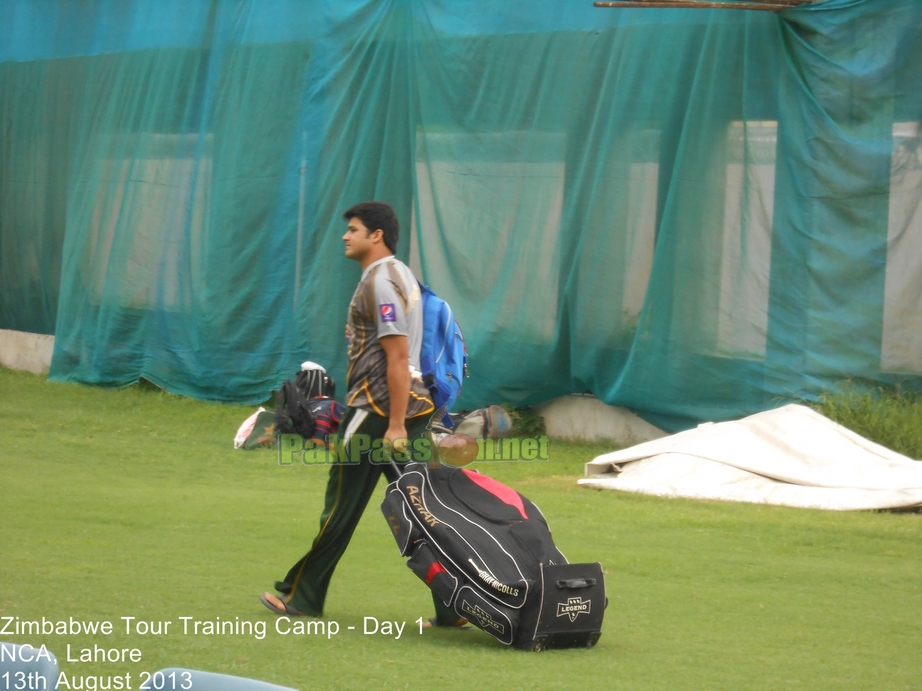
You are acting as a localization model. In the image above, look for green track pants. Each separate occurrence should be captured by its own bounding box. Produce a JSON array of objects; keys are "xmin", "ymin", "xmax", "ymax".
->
[{"xmin": 274, "ymin": 407, "xmax": 457, "ymax": 624}]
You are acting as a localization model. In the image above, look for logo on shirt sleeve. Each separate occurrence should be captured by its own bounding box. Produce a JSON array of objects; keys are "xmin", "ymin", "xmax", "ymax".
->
[{"xmin": 379, "ymin": 303, "xmax": 397, "ymax": 323}]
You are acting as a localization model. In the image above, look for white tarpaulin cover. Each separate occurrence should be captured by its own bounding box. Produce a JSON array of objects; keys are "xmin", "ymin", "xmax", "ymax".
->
[{"xmin": 579, "ymin": 404, "xmax": 922, "ymax": 511}]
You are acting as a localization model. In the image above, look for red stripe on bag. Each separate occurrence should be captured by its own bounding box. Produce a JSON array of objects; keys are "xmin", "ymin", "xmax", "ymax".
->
[
  {"xmin": 425, "ymin": 561, "xmax": 447, "ymax": 585},
  {"xmin": 461, "ymin": 468, "xmax": 529, "ymax": 520}
]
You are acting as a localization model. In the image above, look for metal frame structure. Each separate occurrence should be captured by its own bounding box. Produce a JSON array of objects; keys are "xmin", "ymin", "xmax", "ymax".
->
[{"xmin": 594, "ymin": 0, "xmax": 815, "ymax": 11}]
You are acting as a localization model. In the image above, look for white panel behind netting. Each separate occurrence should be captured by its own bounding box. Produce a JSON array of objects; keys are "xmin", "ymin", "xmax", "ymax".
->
[
  {"xmin": 82, "ymin": 133, "xmax": 212, "ymax": 312},
  {"xmin": 412, "ymin": 131, "xmax": 564, "ymax": 345},
  {"xmin": 622, "ymin": 130, "xmax": 659, "ymax": 326},
  {"xmin": 716, "ymin": 120, "xmax": 776, "ymax": 359},
  {"xmin": 882, "ymin": 121, "xmax": 922, "ymax": 374}
]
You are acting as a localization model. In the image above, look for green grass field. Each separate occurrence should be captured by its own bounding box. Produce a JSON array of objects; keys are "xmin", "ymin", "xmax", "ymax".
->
[{"xmin": 1, "ymin": 367, "xmax": 920, "ymax": 690}]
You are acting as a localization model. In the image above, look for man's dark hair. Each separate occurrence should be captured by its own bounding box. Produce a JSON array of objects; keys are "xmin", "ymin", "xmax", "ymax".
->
[{"xmin": 342, "ymin": 201, "xmax": 398, "ymax": 254}]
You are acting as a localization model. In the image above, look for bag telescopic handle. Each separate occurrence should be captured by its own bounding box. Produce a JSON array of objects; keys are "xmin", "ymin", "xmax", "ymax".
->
[{"xmin": 556, "ymin": 578, "xmax": 596, "ymax": 589}]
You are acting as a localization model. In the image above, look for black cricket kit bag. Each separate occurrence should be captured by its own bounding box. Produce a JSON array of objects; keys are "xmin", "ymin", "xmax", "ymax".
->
[
  {"xmin": 381, "ymin": 462, "xmax": 605, "ymax": 651},
  {"xmin": 274, "ymin": 363, "xmax": 336, "ymax": 439}
]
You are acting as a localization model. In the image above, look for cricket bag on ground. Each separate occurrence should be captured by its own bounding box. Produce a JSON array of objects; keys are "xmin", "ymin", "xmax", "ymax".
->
[{"xmin": 381, "ymin": 462, "xmax": 605, "ymax": 651}]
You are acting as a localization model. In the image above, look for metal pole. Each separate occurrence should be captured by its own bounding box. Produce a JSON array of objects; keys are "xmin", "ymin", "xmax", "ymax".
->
[
  {"xmin": 294, "ymin": 130, "xmax": 307, "ymax": 309},
  {"xmin": 594, "ymin": 1, "xmax": 794, "ymax": 10}
]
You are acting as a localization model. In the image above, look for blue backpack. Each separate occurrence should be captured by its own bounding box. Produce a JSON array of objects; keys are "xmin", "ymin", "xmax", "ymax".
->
[{"xmin": 418, "ymin": 281, "xmax": 468, "ymax": 428}]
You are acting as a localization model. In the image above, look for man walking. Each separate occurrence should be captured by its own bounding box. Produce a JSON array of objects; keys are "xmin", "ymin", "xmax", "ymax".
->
[{"xmin": 260, "ymin": 201, "xmax": 464, "ymax": 627}]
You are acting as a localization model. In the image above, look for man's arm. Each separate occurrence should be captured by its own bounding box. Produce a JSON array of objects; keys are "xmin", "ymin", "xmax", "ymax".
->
[{"xmin": 379, "ymin": 334, "xmax": 409, "ymax": 447}]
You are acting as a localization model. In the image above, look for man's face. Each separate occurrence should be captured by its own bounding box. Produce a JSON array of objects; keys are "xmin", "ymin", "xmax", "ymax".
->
[{"xmin": 342, "ymin": 216, "xmax": 379, "ymax": 262}]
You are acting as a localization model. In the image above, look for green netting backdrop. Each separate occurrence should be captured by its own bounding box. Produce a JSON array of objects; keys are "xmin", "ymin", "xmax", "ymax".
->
[{"xmin": 2, "ymin": 0, "xmax": 921, "ymax": 430}]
